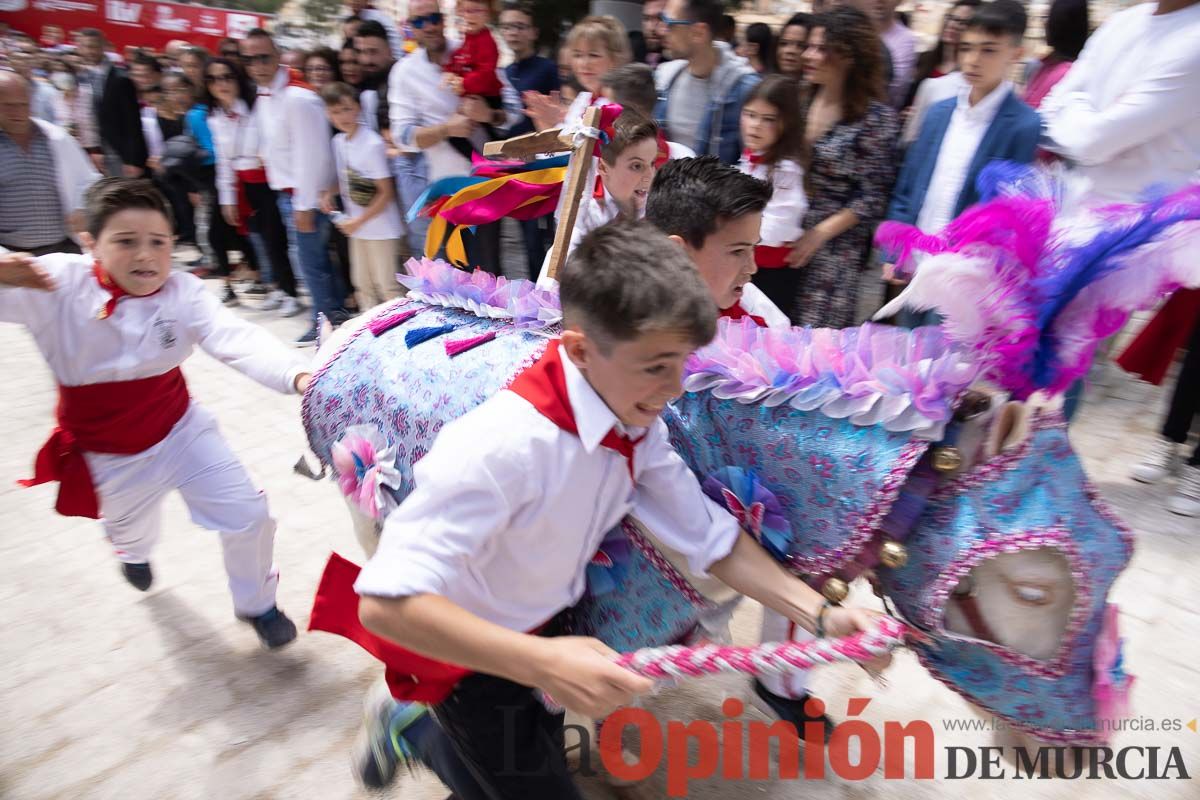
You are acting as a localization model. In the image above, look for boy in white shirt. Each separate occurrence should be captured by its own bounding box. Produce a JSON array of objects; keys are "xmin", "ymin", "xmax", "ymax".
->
[
  {"xmin": 326, "ymin": 221, "xmax": 888, "ymax": 797},
  {"xmin": 320, "ymin": 83, "xmax": 405, "ymax": 310},
  {"xmin": 0, "ymin": 178, "xmax": 309, "ymax": 649}
]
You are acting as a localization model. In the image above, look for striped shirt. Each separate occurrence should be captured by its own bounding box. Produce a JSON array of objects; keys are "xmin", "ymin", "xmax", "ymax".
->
[{"xmin": 0, "ymin": 125, "xmax": 67, "ymax": 250}]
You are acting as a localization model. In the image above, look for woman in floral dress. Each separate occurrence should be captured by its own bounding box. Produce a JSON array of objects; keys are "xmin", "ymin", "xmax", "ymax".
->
[{"xmin": 787, "ymin": 7, "xmax": 899, "ymax": 328}]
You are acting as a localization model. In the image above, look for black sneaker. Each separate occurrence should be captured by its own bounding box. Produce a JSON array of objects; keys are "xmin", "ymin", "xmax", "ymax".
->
[
  {"xmin": 121, "ymin": 562, "xmax": 153, "ymax": 591},
  {"xmin": 243, "ymin": 282, "xmax": 270, "ymax": 296},
  {"xmin": 240, "ymin": 606, "xmax": 298, "ymax": 649},
  {"xmin": 293, "ymin": 327, "xmax": 319, "ymax": 347},
  {"xmin": 752, "ymin": 680, "xmax": 835, "ymax": 742},
  {"xmin": 221, "ymin": 285, "xmax": 239, "ymax": 306}
]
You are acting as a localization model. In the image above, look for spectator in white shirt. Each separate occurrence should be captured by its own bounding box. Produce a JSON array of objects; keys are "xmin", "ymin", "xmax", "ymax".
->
[
  {"xmin": 240, "ymin": 28, "xmax": 347, "ymax": 346},
  {"xmin": 1039, "ymin": 0, "xmax": 1200, "ymax": 208},
  {"xmin": 875, "ymin": 0, "xmax": 918, "ymax": 108},
  {"xmin": 321, "ymin": 82, "xmax": 404, "ymax": 310}
]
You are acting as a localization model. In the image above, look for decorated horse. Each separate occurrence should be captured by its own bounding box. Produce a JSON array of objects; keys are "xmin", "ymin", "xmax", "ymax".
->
[{"xmin": 304, "ymin": 163, "xmax": 1200, "ymax": 750}]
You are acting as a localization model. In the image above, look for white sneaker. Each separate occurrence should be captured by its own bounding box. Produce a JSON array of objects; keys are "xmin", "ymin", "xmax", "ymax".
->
[
  {"xmin": 1167, "ymin": 464, "xmax": 1200, "ymax": 518},
  {"xmin": 1131, "ymin": 437, "xmax": 1180, "ymax": 484},
  {"xmin": 279, "ymin": 295, "xmax": 304, "ymax": 317},
  {"xmin": 258, "ymin": 289, "xmax": 284, "ymax": 311}
]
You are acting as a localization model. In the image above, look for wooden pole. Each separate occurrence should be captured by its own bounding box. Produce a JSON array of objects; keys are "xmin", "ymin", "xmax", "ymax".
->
[{"xmin": 544, "ymin": 106, "xmax": 602, "ymax": 281}]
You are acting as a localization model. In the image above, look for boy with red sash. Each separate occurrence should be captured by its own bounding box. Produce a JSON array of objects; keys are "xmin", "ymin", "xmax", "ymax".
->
[
  {"xmin": 645, "ymin": 155, "xmax": 833, "ymax": 736},
  {"xmin": 312, "ymin": 221, "xmax": 887, "ymax": 798},
  {"xmin": 0, "ymin": 178, "xmax": 310, "ymax": 649}
]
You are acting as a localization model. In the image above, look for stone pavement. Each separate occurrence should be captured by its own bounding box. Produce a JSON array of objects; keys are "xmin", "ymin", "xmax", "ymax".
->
[{"xmin": 0, "ymin": 269, "xmax": 1196, "ymax": 800}]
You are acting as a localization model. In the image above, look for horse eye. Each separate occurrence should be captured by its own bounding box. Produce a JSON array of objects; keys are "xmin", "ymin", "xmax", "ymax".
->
[{"xmin": 1012, "ymin": 584, "xmax": 1051, "ymax": 606}]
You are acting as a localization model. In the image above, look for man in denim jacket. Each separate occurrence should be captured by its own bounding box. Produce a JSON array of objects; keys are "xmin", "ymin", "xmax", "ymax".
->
[{"xmin": 653, "ymin": 0, "xmax": 760, "ymax": 166}]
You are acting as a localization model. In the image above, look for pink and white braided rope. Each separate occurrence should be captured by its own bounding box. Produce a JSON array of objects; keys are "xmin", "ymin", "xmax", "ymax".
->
[{"xmin": 614, "ymin": 616, "xmax": 909, "ymax": 682}]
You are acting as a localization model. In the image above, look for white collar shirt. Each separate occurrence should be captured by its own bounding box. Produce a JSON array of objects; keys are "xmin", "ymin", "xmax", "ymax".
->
[
  {"xmin": 355, "ymin": 342, "xmax": 741, "ymax": 632},
  {"xmin": 916, "ymin": 81, "xmax": 1011, "ymax": 234}
]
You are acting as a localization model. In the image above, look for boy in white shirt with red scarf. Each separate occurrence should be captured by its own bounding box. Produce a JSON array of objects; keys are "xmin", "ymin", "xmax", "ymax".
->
[
  {"xmin": 322, "ymin": 221, "xmax": 887, "ymax": 798},
  {"xmin": 0, "ymin": 178, "xmax": 309, "ymax": 649}
]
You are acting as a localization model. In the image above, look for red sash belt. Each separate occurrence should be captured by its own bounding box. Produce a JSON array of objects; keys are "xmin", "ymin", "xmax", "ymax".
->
[
  {"xmin": 235, "ymin": 166, "xmax": 268, "ymax": 236},
  {"xmin": 19, "ymin": 368, "xmax": 190, "ymax": 519},
  {"xmin": 720, "ymin": 301, "xmax": 767, "ymax": 328},
  {"xmin": 754, "ymin": 244, "xmax": 791, "ymax": 269},
  {"xmin": 308, "ymin": 553, "xmax": 549, "ymax": 703}
]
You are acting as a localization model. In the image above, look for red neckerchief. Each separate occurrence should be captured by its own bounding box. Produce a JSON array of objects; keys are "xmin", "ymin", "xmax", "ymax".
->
[
  {"xmin": 508, "ymin": 342, "xmax": 645, "ymax": 479},
  {"xmin": 93, "ymin": 262, "xmax": 163, "ymax": 320},
  {"xmin": 258, "ymin": 68, "xmax": 314, "ymax": 97},
  {"xmin": 743, "ymin": 148, "xmax": 765, "ymax": 166},
  {"xmin": 720, "ymin": 301, "xmax": 767, "ymax": 328},
  {"xmin": 655, "ymin": 131, "xmax": 670, "ymax": 168}
]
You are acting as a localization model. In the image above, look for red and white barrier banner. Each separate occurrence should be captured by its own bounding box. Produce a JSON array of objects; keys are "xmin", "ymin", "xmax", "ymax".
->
[{"xmin": 0, "ymin": 0, "xmax": 271, "ymax": 55}]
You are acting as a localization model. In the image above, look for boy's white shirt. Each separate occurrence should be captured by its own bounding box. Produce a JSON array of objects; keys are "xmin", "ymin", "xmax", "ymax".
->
[
  {"xmin": 355, "ymin": 342, "xmax": 741, "ymax": 633},
  {"xmin": 736, "ymin": 155, "xmax": 807, "ymax": 246},
  {"xmin": 254, "ymin": 66, "xmax": 335, "ymax": 212},
  {"xmin": 536, "ymin": 185, "xmax": 622, "ymax": 284},
  {"xmin": 332, "ymin": 125, "xmax": 405, "ymax": 240},
  {"xmin": 0, "ymin": 253, "xmax": 304, "ymax": 392}
]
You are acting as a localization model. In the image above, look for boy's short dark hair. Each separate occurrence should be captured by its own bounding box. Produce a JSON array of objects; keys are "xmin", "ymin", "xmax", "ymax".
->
[
  {"xmin": 320, "ymin": 81, "xmax": 358, "ymax": 106},
  {"xmin": 560, "ymin": 220, "xmax": 716, "ymax": 352},
  {"xmin": 685, "ymin": 0, "xmax": 725, "ymax": 37},
  {"xmin": 599, "ymin": 111, "xmax": 658, "ymax": 165},
  {"xmin": 965, "ymin": 0, "xmax": 1028, "ymax": 42},
  {"xmin": 85, "ymin": 178, "xmax": 174, "ymax": 238},
  {"xmin": 600, "ymin": 63, "xmax": 656, "ymax": 117},
  {"xmin": 355, "ymin": 19, "xmax": 389, "ymax": 43},
  {"xmin": 645, "ymin": 157, "xmax": 773, "ymax": 251},
  {"xmin": 501, "ymin": 1, "xmax": 535, "ymax": 21}
]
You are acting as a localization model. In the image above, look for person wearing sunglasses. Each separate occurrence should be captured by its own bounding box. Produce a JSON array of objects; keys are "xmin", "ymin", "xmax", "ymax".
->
[
  {"xmin": 240, "ymin": 27, "xmax": 347, "ymax": 346},
  {"xmin": 654, "ymin": 0, "xmax": 760, "ymax": 166}
]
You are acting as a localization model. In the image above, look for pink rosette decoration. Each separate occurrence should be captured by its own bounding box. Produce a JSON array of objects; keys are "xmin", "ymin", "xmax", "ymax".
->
[
  {"xmin": 1092, "ymin": 603, "xmax": 1134, "ymax": 731},
  {"xmin": 683, "ymin": 319, "xmax": 977, "ymax": 439},
  {"xmin": 397, "ymin": 257, "xmax": 561, "ymax": 327},
  {"xmin": 331, "ymin": 425, "xmax": 402, "ymax": 520}
]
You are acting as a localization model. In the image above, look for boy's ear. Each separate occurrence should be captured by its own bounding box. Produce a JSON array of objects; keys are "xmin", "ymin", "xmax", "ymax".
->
[{"xmin": 560, "ymin": 327, "xmax": 590, "ymax": 370}]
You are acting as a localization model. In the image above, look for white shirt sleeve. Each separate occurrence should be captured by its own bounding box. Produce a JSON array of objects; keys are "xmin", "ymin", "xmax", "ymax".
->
[
  {"xmin": 354, "ymin": 414, "xmax": 528, "ymax": 599},
  {"xmin": 214, "ymin": 116, "xmax": 237, "ymax": 207},
  {"xmin": 630, "ymin": 420, "xmax": 741, "ymax": 577},
  {"xmin": 184, "ymin": 277, "xmax": 305, "ymax": 393},
  {"xmin": 759, "ymin": 160, "xmax": 807, "ymax": 246},
  {"xmin": 1041, "ymin": 50, "xmax": 1200, "ymax": 166},
  {"xmin": 388, "ymin": 60, "xmax": 421, "ymax": 150},
  {"xmin": 288, "ymin": 91, "xmax": 335, "ymax": 211},
  {"xmin": 0, "ymin": 255, "xmax": 71, "ymax": 326},
  {"xmin": 51, "ymin": 124, "xmax": 99, "ymax": 213}
]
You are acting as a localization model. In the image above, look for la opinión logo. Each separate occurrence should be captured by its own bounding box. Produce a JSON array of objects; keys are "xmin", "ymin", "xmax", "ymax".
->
[{"xmin": 498, "ymin": 697, "xmax": 1193, "ymax": 796}]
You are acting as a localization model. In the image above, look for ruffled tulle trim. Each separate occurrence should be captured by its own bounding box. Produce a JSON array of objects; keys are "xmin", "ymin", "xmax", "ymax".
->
[
  {"xmin": 683, "ymin": 319, "xmax": 978, "ymax": 439},
  {"xmin": 397, "ymin": 258, "xmax": 561, "ymax": 327}
]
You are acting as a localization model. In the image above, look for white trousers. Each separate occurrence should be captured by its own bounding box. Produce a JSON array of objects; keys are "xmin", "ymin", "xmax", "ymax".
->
[
  {"xmin": 758, "ymin": 606, "xmax": 814, "ymax": 698},
  {"xmin": 86, "ymin": 404, "xmax": 279, "ymax": 617}
]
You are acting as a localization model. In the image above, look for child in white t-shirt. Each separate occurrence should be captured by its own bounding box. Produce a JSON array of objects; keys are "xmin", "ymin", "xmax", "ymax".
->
[{"xmin": 320, "ymin": 83, "xmax": 406, "ymax": 310}]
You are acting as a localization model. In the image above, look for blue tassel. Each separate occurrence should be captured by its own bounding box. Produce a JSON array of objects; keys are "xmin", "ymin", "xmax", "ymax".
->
[{"xmin": 405, "ymin": 323, "xmax": 456, "ymax": 348}]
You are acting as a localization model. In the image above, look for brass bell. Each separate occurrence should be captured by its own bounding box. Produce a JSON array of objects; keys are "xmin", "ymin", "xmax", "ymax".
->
[
  {"xmin": 821, "ymin": 577, "xmax": 849, "ymax": 604},
  {"xmin": 879, "ymin": 539, "xmax": 908, "ymax": 569},
  {"xmin": 931, "ymin": 445, "xmax": 963, "ymax": 473}
]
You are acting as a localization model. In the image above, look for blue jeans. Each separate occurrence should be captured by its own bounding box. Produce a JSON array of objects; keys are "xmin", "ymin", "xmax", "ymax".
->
[
  {"xmin": 393, "ymin": 152, "xmax": 430, "ymax": 257},
  {"xmin": 277, "ymin": 193, "xmax": 346, "ymax": 326}
]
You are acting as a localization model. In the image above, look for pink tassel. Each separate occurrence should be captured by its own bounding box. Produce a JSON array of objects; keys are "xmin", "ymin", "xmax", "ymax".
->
[
  {"xmin": 369, "ymin": 307, "xmax": 422, "ymax": 337},
  {"xmin": 444, "ymin": 330, "xmax": 498, "ymax": 357}
]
